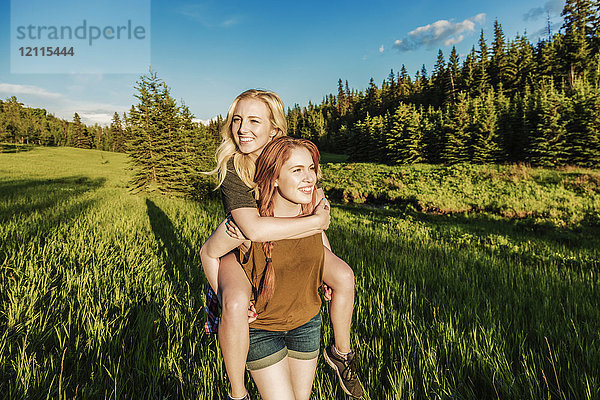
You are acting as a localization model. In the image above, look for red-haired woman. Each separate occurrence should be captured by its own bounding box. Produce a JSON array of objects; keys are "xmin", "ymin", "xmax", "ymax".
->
[{"xmin": 240, "ymin": 136, "xmax": 328, "ymax": 399}]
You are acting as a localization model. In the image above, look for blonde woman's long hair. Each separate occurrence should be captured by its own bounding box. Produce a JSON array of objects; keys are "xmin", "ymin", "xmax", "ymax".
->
[{"xmin": 209, "ymin": 89, "xmax": 287, "ymax": 190}]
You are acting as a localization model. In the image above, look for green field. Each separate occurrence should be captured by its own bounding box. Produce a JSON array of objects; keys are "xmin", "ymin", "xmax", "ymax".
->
[{"xmin": 1, "ymin": 146, "xmax": 599, "ymax": 399}]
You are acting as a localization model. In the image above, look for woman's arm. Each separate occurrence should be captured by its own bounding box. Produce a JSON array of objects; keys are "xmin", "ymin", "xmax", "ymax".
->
[
  {"xmin": 230, "ymin": 198, "xmax": 330, "ymax": 242},
  {"xmin": 236, "ymin": 188, "xmax": 331, "ymax": 241}
]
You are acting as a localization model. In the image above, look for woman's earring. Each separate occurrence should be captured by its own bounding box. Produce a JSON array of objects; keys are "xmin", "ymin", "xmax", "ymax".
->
[{"xmin": 274, "ymin": 182, "xmax": 278, "ymax": 187}]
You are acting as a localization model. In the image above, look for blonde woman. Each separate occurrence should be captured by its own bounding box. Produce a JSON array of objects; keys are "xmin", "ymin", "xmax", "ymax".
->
[{"xmin": 200, "ymin": 89, "xmax": 363, "ymax": 399}]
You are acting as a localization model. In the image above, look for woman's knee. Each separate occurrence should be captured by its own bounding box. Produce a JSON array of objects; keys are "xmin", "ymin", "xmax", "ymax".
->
[
  {"xmin": 324, "ymin": 254, "xmax": 355, "ymax": 293},
  {"xmin": 221, "ymin": 289, "xmax": 251, "ymax": 318},
  {"xmin": 338, "ymin": 262, "xmax": 355, "ymax": 293}
]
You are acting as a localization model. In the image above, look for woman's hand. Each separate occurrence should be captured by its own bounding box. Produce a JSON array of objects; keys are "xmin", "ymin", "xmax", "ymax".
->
[
  {"xmin": 321, "ymin": 283, "xmax": 332, "ymax": 301},
  {"xmin": 313, "ymin": 198, "xmax": 331, "ymax": 230},
  {"xmin": 225, "ymin": 215, "xmax": 247, "ymax": 241},
  {"xmin": 248, "ymin": 301, "xmax": 257, "ymax": 323}
]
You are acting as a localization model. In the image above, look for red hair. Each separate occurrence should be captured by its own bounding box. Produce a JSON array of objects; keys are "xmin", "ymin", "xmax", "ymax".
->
[{"xmin": 253, "ymin": 137, "xmax": 321, "ymax": 303}]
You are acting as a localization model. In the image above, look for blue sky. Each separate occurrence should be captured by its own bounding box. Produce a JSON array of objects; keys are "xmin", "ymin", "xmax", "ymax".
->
[{"xmin": 0, "ymin": 0, "xmax": 565, "ymax": 125}]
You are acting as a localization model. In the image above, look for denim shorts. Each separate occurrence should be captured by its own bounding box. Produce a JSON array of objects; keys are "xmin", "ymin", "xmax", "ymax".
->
[{"xmin": 246, "ymin": 313, "xmax": 321, "ymax": 371}]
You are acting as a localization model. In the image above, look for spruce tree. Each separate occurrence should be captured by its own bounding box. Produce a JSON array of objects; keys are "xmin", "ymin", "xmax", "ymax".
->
[
  {"xmin": 128, "ymin": 70, "xmax": 172, "ymax": 193},
  {"xmin": 529, "ymin": 83, "xmax": 568, "ymax": 166},
  {"xmin": 443, "ymin": 92, "xmax": 471, "ymax": 164},
  {"xmin": 73, "ymin": 113, "xmax": 90, "ymax": 149},
  {"xmin": 432, "ymin": 50, "xmax": 447, "ymax": 106},
  {"xmin": 514, "ymin": 34, "xmax": 535, "ymax": 91},
  {"xmin": 447, "ymin": 46, "xmax": 460, "ymax": 102},
  {"xmin": 387, "ymin": 103, "xmax": 423, "ymax": 164},
  {"xmin": 365, "ymin": 77, "xmax": 381, "ymax": 116},
  {"xmin": 422, "ymin": 106, "xmax": 444, "ymax": 163},
  {"xmin": 398, "ymin": 65, "xmax": 410, "ymax": 98},
  {"xmin": 462, "ymin": 47, "xmax": 477, "ymax": 94},
  {"xmin": 472, "ymin": 88, "xmax": 501, "ymax": 163},
  {"xmin": 382, "ymin": 69, "xmax": 397, "ymax": 110},
  {"xmin": 564, "ymin": 79, "xmax": 600, "ymax": 166},
  {"xmin": 476, "ymin": 30, "xmax": 491, "ymax": 94},
  {"xmin": 561, "ymin": 0, "xmax": 595, "ymax": 84},
  {"xmin": 491, "ymin": 20, "xmax": 508, "ymax": 89},
  {"xmin": 337, "ymin": 79, "xmax": 348, "ymax": 116},
  {"xmin": 110, "ymin": 112, "xmax": 125, "ymax": 152}
]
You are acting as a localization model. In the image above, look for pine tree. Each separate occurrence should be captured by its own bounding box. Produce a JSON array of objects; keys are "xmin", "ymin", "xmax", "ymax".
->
[
  {"xmin": 561, "ymin": 0, "xmax": 595, "ymax": 84},
  {"xmin": 443, "ymin": 92, "xmax": 471, "ymax": 164},
  {"xmin": 110, "ymin": 112, "xmax": 125, "ymax": 152},
  {"xmin": 365, "ymin": 77, "xmax": 381, "ymax": 116},
  {"xmin": 382, "ymin": 69, "xmax": 397, "ymax": 110},
  {"xmin": 514, "ymin": 34, "xmax": 535, "ymax": 91},
  {"xmin": 447, "ymin": 46, "xmax": 460, "ymax": 102},
  {"xmin": 73, "ymin": 113, "xmax": 90, "ymax": 149},
  {"xmin": 337, "ymin": 79, "xmax": 348, "ymax": 116},
  {"xmin": 368, "ymin": 114, "xmax": 386, "ymax": 162},
  {"xmin": 462, "ymin": 47, "xmax": 477, "ymax": 94},
  {"xmin": 528, "ymin": 83, "xmax": 568, "ymax": 166},
  {"xmin": 128, "ymin": 70, "xmax": 173, "ymax": 193},
  {"xmin": 422, "ymin": 106, "xmax": 444, "ymax": 163},
  {"xmin": 398, "ymin": 65, "xmax": 411, "ymax": 98},
  {"xmin": 491, "ymin": 20, "xmax": 508, "ymax": 89},
  {"xmin": 432, "ymin": 50, "xmax": 447, "ymax": 106},
  {"xmin": 475, "ymin": 30, "xmax": 491, "ymax": 94},
  {"xmin": 387, "ymin": 103, "xmax": 422, "ymax": 164},
  {"xmin": 472, "ymin": 88, "xmax": 501, "ymax": 163},
  {"xmin": 564, "ymin": 79, "xmax": 600, "ymax": 166},
  {"xmin": 536, "ymin": 39, "xmax": 558, "ymax": 81}
]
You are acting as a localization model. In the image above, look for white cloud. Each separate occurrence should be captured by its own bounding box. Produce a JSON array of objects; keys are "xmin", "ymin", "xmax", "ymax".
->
[
  {"xmin": 0, "ymin": 83, "xmax": 62, "ymax": 99},
  {"xmin": 393, "ymin": 13, "xmax": 486, "ymax": 52},
  {"xmin": 531, "ymin": 21, "xmax": 563, "ymax": 39},
  {"xmin": 379, "ymin": 44, "xmax": 385, "ymax": 53},
  {"xmin": 193, "ymin": 117, "xmax": 218, "ymax": 125},
  {"xmin": 78, "ymin": 112, "xmax": 114, "ymax": 126},
  {"xmin": 444, "ymin": 35, "xmax": 464, "ymax": 47},
  {"xmin": 473, "ymin": 13, "xmax": 486, "ymax": 24},
  {"xmin": 523, "ymin": 0, "xmax": 563, "ymax": 21},
  {"xmin": 175, "ymin": 2, "xmax": 241, "ymax": 28}
]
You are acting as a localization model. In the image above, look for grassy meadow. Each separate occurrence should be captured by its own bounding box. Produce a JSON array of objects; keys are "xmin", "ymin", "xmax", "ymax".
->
[{"xmin": 1, "ymin": 146, "xmax": 599, "ymax": 399}]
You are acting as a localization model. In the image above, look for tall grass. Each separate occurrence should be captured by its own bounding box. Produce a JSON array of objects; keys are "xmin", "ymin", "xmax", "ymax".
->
[{"xmin": 1, "ymin": 147, "xmax": 599, "ymax": 399}]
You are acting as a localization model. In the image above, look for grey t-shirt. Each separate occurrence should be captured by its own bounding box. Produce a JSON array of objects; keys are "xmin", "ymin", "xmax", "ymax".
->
[{"xmin": 221, "ymin": 159, "xmax": 258, "ymax": 215}]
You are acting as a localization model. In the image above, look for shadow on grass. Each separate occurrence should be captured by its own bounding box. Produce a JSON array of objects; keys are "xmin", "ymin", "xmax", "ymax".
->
[
  {"xmin": 0, "ymin": 143, "xmax": 36, "ymax": 153},
  {"xmin": 145, "ymin": 199, "xmax": 203, "ymax": 289},
  {"xmin": 0, "ymin": 176, "xmax": 105, "ymax": 230},
  {"xmin": 144, "ymin": 198, "xmax": 224, "ymax": 397}
]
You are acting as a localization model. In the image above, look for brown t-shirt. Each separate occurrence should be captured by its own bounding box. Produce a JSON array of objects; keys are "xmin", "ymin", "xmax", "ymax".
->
[{"xmin": 240, "ymin": 233, "xmax": 324, "ymax": 331}]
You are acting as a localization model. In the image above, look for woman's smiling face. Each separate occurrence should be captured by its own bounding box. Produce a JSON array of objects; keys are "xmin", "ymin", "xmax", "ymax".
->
[
  {"xmin": 274, "ymin": 147, "xmax": 317, "ymax": 206},
  {"xmin": 231, "ymin": 99, "xmax": 278, "ymax": 159}
]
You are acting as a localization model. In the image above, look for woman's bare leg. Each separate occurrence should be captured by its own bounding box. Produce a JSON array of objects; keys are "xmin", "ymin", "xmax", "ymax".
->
[
  {"xmin": 323, "ymin": 247, "xmax": 355, "ymax": 353},
  {"xmin": 250, "ymin": 357, "xmax": 295, "ymax": 400},
  {"xmin": 218, "ymin": 252, "xmax": 252, "ymax": 398},
  {"xmin": 288, "ymin": 357, "xmax": 318, "ymax": 400}
]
